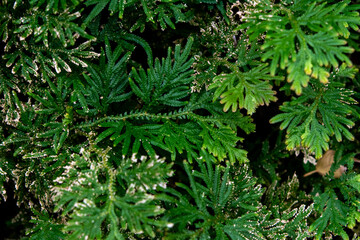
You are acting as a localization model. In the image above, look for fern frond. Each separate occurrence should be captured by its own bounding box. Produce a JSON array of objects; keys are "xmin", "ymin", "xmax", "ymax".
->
[
  {"xmin": 236, "ymin": 0, "xmax": 360, "ymax": 94},
  {"xmin": 209, "ymin": 64, "xmax": 282, "ymax": 115},
  {"xmin": 121, "ymin": 33, "xmax": 153, "ymax": 65},
  {"xmin": 84, "ymin": 0, "xmax": 188, "ymax": 31},
  {"xmin": 26, "ymin": 209, "xmax": 65, "ymax": 240},
  {"xmin": 11, "ymin": 6, "xmax": 94, "ymax": 47},
  {"xmin": 129, "ymin": 37, "xmax": 194, "ymax": 110},
  {"xmin": 77, "ymin": 38, "xmax": 132, "ymax": 115},
  {"xmin": 198, "ymin": 121, "xmax": 247, "ymax": 163},
  {"xmin": 164, "ymin": 156, "xmax": 264, "ymax": 239},
  {"xmin": 302, "ymin": 150, "xmax": 360, "ymax": 239},
  {"xmin": 84, "ymin": 98, "xmax": 251, "ymax": 162},
  {"xmin": 1, "ymin": 2, "xmax": 96, "ymax": 80},
  {"xmin": 261, "ymin": 174, "xmax": 314, "ymax": 239},
  {"xmin": 270, "ymin": 79, "xmax": 358, "ymax": 158},
  {"xmin": 53, "ymin": 146, "xmax": 173, "ymax": 239},
  {"xmin": 310, "ymin": 190, "xmax": 348, "ymax": 240}
]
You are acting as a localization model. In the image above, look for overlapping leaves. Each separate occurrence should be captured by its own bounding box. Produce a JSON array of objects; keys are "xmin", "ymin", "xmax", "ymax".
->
[
  {"xmin": 29, "ymin": 0, "xmax": 83, "ymax": 13},
  {"xmin": 86, "ymin": 38, "xmax": 253, "ymax": 163},
  {"xmin": 270, "ymin": 77, "xmax": 358, "ymax": 158},
  {"xmin": 1, "ymin": 1, "xmax": 97, "ymax": 81},
  {"xmin": 75, "ymin": 37, "xmax": 132, "ymax": 115},
  {"xmin": 83, "ymin": 0, "xmax": 188, "ymax": 31},
  {"xmin": 308, "ymin": 150, "xmax": 360, "ymax": 240},
  {"xmin": 163, "ymin": 154, "xmax": 264, "ymax": 239},
  {"xmin": 129, "ymin": 37, "xmax": 194, "ymax": 109},
  {"xmin": 237, "ymin": 0, "xmax": 360, "ymax": 94},
  {"xmin": 52, "ymin": 146, "xmax": 174, "ymax": 239},
  {"xmin": 91, "ymin": 94, "xmax": 252, "ymax": 163},
  {"xmin": 262, "ymin": 174, "xmax": 314, "ymax": 239}
]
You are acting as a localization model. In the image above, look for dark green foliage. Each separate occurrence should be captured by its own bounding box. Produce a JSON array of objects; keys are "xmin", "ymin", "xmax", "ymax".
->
[
  {"xmin": 311, "ymin": 190, "xmax": 349, "ymax": 239},
  {"xmin": 27, "ymin": 209, "xmax": 66, "ymax": 240},
  {"xmin": 76, "ymin": 37, "xmax": 132, "ymax": 115},
  {"xmin": 262, "ymin": 174, "xmax": 314, "ymax": 239},
  {"xmin": 1, "ymin": 1, "xmax": 97, "ymax": 81},
  {"xmin": 129, "ymin": 37, "xmax": 194, "ymax": 109},
  {"xmin": 1, "ymin": 0, "xmax": 360, "ymax": 239},
  {"xmin": 163, "ymin": 155, "xmax": 265, "ymax": 239},
  {"xmin": 163, "ymin": 155, "xmax": 313, "ymax": 239},
  {"xmin": 29, "ymin": 0, "xmax": 83, "ymax": 13},
  {"xmin": 308, "ymin": 150, "xmax": 360, "ymax": 240},
  {"xmin": 78, "ymin": 37, "xmax": 253, "ymax": 163},
  {"xmin": 83, "ymin": 0, "xmax": 189, "ymax": 31},
  {"xmin": 52, "ymin": 146, "xmax": 173, "ymax": 239}
]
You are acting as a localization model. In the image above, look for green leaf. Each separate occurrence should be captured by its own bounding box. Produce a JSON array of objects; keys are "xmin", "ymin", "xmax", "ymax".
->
[
  {"xmin": 130, "ymin": 37, "xmax": 194, "ymax": 109},
  {"xmin": 209, "ymin": 64, "xmax": 280, "ymax": 115},
  {"xmin": 84, "ymin": 0, "xmax": 109, "ymax": 26},
  {"xmin": 164, "ymin": 157, "xmax": 265, "ymax": 239},
  {"xmin": 270, "ymin": 79, "xmax": 358, "ymax": 158},
  {"xmin": 54, "ymin": 148, "xmax": 173, "ymax": 239},
  {"xmin": 310, "ymin": 190, "xmax": 349, "ymax": 240},
  {"xmin": 79, "ymin": 40, "xmax": 131, "ymax": 114},
  {"xmin": 238, "ymin": 0, "xmax": 360, "ymax": 94}
]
